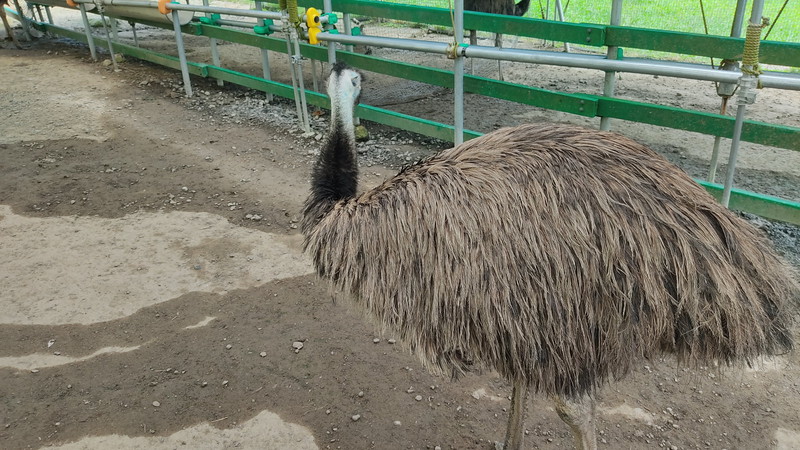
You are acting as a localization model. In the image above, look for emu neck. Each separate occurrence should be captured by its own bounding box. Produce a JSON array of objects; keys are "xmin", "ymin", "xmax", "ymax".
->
[{"xmin": 303, "ymin": 92, "xmax": 358, "ymax": 231}]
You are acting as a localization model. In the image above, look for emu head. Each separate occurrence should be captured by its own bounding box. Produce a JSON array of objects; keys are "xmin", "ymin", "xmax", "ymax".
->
[{"xmin": 327, "ymin": 62, "xmax": 363, "ymax": 124}]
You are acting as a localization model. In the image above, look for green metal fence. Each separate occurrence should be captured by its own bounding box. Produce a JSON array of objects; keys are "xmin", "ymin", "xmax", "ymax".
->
[{"xmin": 16, "ymin": 1, "xmax": 800, "ymax": 225}]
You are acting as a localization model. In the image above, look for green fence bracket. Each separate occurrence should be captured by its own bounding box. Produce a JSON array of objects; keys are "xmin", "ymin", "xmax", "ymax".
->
[
  {"xmin": 254, "ymin": 19, "xmax": 275, "ymax": 35},
  {"xmin": 198, "ymin": 13, "xmax": 221, "ymax": 25},
  {"xmin": 322, "ymin": 12, "xmax": 337, "ymax": 25}
]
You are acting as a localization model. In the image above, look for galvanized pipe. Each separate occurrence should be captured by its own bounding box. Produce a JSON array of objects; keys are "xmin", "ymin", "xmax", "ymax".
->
[
  {"xmin": 722, "ymin": 0, "xmax": 765, "ymax": 207},
  {"xmin": 11, "ymin": 0, "xmax": 32, "ymax": 40},
  {"xmin": 203, "ymin": 0, "xmax": 224, "ymax": 87},
  {"xmin": 453, "ymin": 0, "xmax": 465, "ymax": 145},
  {"xmin": 130, "ymin": 20, "xmax": 138, "ymax": 46},
  {"xmin": 286, "ymin": 30, "xmax": 305, "ymax": 128},
  {"xmin": 731, "ymin": 0, "xmax": 748, "ymax": 38},
  {"xmin": 78, "ymin": 3, "xmax": 98, "ymax": 60},
  {"xmin": 343, "ymin": 12, "xmax": 354, "ymax": 52},
  {"xmin": 44, "ymin": 5, "xmax": 54, "ymax": 24},
  {"xmin": 165, "ymin": 3, "xmax": 283, "ymax": 21},
  {"xmin": 255, "ymin": 0, "xmax": 272, "ymax": 99},
  {"xmin": 554, "ymin": 0, "xmax": 569, "ymax": 52},
  {"xmin": 600, "ymin": 0, "xmax": 623, "ymax": 131},
  {"xmin": 316, "ymin": 32, "xmax": 800, "ymax": 90},
  {"xmin": 463, "ymin": 46, "xmax": 800, "ymax": 90},
  {"xmin": 172, "ymin": 9, "xmax": 193, "ymax": 97},
  {"xmin": 291, "ymin": 27, "xmax": 312, "ymax": 132},
  {"xmin": 323, "ymin": 0, "xmax": 336, "ymax": 65},
  {"xmin": 315, "ymin": 33, "xmax": 450, "ymax": 55},
  {"xmin": 98, "ymin": 5, "xmax": 120, "ymax": 71},
  {"xmin": 707, "ymin": 1, "xmax": 749, "ymax": 183}
]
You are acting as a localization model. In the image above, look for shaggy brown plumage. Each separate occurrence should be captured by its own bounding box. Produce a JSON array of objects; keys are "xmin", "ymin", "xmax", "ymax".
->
[{"xmin": 304, "ymin": 121, "xmax": 796, "ymax": 398}]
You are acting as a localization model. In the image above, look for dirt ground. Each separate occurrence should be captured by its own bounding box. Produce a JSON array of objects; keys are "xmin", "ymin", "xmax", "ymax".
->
[{"xmin": 1, "ymin": 7, "xmax": 800, "ymax": 450}]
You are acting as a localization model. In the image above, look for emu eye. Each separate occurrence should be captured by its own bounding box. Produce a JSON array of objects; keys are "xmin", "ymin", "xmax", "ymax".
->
[{"xmin": 351, "ymin": 75, "xmax": 359, "ymax": 87}]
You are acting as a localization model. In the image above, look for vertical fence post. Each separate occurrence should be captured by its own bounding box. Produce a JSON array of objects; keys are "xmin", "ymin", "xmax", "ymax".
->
[
  {"xmin": 554, "ymin": 0, "xmax": 569, "ymax": 52},
  {"xmin": 323, "ymin": 0, "xmax": 336, "ymax": 65},
  {"xmin": 171, "ymin": 9, "xmax": 193, "ymax": 97},
  {"xmin": 707, "ymin": 0, "xmax": 748, "ymax": 182},
  {"xmin": 599, "ymin": 0, "xmax": 623, "ymax": 131},
  {"xmin": 78, "ymin": 3, "xmax": 98, "ymax": 61},
  {"xmin": 202, "ymin": 0, "xmax": 224, "ymax": 87},
  {"xmin": 255, "ymin": 0, "xmax": 273, "ymax": 99},
  {"xmin": 453, "ymin": 0, "xmax": 465, "ymax": 146},
  {"xmin": 722, "ymin": 0, "xmax": 766, "ymax": 207}
]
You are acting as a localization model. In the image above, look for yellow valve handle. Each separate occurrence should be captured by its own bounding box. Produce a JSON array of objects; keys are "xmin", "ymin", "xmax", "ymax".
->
[
  {"xmin": 306, "ymin": 7, "xmax": 322, "ymax": 44},
  {"xmin": 308, "ymin": 26, "xmax": 321, "ymax": 44},
  {"xmin": 306, "ymin": 7, "xmax": 320, "ymax": 28}
]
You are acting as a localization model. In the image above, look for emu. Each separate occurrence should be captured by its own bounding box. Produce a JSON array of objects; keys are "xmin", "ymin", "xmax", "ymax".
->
[
  {"xmin": 465, "ymin": 0, "xmax": 530, "ymax": 80},
  {"xmin": 302, "ymin": 63, "xmax": 797, "ymax": 450},
  {"xmin": 1, "ymin": 0, "xmax": 22, "ymax": 49}
]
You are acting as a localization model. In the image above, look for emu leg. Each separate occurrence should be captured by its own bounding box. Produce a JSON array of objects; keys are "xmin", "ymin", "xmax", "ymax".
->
[
  {"xmin": 552, "ymin": 393, "xmax": 598, "ymax": 450},
  {"xmin": 502, "ymin": 379, "xmax": 528, "ymax": 450},
  {"xmin": 1, "ymin": 6, "xmax": 22, "ymax": 48},
  {"xmin": 495, "ymin": 33, "xmax": 504, "ymax": 81}
]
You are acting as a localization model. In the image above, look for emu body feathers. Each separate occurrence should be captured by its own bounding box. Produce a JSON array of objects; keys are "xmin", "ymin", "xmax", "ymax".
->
[{"xmin": 304, "ymin": 122, "xmax": 795, "ymax": 398}]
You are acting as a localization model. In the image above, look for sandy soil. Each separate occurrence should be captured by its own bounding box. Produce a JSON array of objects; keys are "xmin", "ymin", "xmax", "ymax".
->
[{"xmin": 1, "ymin": 9, "xmax": 800, "ymax": 450}]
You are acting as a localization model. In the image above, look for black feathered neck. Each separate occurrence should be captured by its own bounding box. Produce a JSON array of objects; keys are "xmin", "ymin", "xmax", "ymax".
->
[{"xmin": 302, "ymin": 64, "xmax": 361, "ymax": 234}]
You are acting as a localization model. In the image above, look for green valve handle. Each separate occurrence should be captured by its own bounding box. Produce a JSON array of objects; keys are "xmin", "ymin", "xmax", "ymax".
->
[
  {"xmin": 199, "ymin": 13, "xmax": 220, "ymax": 25},
  {"xmin": 351, "ymin": 26, "xmax": 361, "ymax": 36},
  {"xmin": 322, "ymin": 13, "xmax": 338, "ymax": 25},
  {"xmin": 254, "ymin": 19, "xmax": 274, "ymax": 35}
]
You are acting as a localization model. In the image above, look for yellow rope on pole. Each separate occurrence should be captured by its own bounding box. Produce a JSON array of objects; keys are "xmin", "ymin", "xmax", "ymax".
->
[
  {"xmin": 741, "ymin": 16, "xmax": 769, "ymax": 82},
  {"xmin": 280, "ymin": 0, "xmax": 301, "ymax": 30}
]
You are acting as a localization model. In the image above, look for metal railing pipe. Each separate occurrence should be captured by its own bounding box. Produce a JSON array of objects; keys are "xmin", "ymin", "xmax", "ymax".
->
[
  {"xmin": 165, "ymin": 3, "xmax": 283, "ymax": 21},
  {"xmin": 453, "ymin": 0, "xmax": 464, "ymax": 145},
  {"xmin": 315, "ymin": 32, "xmax": 450, "ymax": 54},
  {"xmin": 314, "ymin": 32, "xmax": 800, "ymax": 91},
  {"xmin": 463, "ymin": 46, "xmax": 800, "ymax": 90}
]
